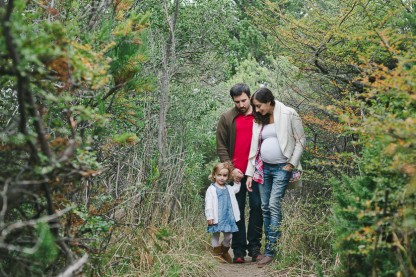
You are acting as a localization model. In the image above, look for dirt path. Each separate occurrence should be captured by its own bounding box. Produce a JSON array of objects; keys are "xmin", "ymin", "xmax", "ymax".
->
[{"xmin": 212, "ymin": 249, "xmax": 273, "ymax": 277}]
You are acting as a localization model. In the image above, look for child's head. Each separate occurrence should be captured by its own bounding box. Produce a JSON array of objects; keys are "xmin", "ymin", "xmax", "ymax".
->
[{"xmin": 209, "ymin": 162, "xmax": 234, "ymax": 182}]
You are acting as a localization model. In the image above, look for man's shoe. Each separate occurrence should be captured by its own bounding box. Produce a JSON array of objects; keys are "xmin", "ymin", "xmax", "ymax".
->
[
  {"xmin": 257, "ymin": 256, "xmax": 273, "ymax": 268},
  {"xmin": 249, "ymin": 247, "xmax": 264, "ymax": 262},
  {"xmin": 233, "ymin": 256, "xmax": 245, "ymax": 263}
]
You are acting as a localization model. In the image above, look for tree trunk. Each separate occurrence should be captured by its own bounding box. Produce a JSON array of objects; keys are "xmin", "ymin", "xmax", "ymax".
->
[{"xmin": 157, "ymin": 0, "xmax": 179, "ymax": 168}]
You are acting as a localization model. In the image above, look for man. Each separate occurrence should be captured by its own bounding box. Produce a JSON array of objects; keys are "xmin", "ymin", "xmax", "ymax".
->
[{"xmin": 216, "ymin": 83, "xmax": 263, "ymax": 263}]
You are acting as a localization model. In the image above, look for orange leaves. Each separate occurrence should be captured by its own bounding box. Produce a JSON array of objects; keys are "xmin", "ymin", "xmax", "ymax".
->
[
  {"xmin": 80, "ymin": 170, "xmax": 100, "ymax": 178},
  {"xmin": 402, "ymin": 164, "xmax": 415, "ymax": 177},
  {"xmin": 346, "ymin": 225, "xmax": 376, "ymax": 246},
  {"xmin": 46, "ymin": 56, "xmax": 71, "ymax": 91},
  {"xmin": 89, "ymin": 197, "xmax": 120, "ymax": 216},
  {"xmin": 50, "ymin": 137, "xmax": 68, "ymax": 148},
  {"xmin": 303, "ymin": 114, "xmax": 343, "ymax": 134},
  {"xmin": 70, "ymin": 41, "xmax": 110, "ymax": 90},
  {"xmin": 47, "ymin": 7, "xmax": 59, "ymax": 16}
]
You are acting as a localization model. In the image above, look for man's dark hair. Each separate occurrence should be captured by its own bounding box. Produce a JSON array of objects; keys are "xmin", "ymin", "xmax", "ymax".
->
[{"xmin": 230, "ymin": 83, "xmax": 250, "ymax": 98}]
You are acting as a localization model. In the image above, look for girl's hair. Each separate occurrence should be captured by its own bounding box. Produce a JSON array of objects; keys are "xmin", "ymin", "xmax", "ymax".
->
[
  {"xmin": 251, "ymin": 87, "xmax": 276, "ymax": 124},
  {"xmin": 208, "ymin": 162, "xmax": 234, "ymax": 182}
]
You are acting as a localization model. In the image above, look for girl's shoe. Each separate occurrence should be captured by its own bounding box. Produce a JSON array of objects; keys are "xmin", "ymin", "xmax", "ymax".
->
[
  {"xmin": 212, "ymin": 246, "xmax": 226, "ymax": 263},
  {"xmin": 220, "ymin": 244, "xmax": 232, "ymax": 263}
]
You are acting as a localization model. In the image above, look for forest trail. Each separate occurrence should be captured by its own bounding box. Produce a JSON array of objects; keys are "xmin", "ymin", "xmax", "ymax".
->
[{"xmin": 212, "ymin": 249, "xmax": 273, "ymax": 277}]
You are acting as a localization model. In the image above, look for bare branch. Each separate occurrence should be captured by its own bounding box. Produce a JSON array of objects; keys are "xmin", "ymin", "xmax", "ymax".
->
[
  {"xmin": 57, "ymin": 254, "xmax": 88, "ymax": 277},
  {"xmin": 1, "ymin": 0, "xmax": 39, "ymax": 163},
  {"xmin": 0, "ymin": 207, "xmax": 72, "ymax": 239},
  {"xmin": 0, "ymin": 179, "xmax": 10, "ymax": 230},
  {"xmin": 339, "ymin": 1, "xmax": 358, "ymax": 27}
]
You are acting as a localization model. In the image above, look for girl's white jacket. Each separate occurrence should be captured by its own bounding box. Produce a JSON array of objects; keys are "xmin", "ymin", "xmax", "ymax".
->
[{"xmin": 205, "ymin": 182, "xmax": 241, "ymax": 224}]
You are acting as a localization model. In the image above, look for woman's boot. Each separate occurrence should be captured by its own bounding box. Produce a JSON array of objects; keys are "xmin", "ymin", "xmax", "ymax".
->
[{"xmin": 220, "ymin": 244, "xmax": 232, "ymax": 263}]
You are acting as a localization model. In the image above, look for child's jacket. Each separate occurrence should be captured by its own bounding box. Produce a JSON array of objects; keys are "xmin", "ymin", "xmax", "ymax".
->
[{"xmin": 205, "ymin": 182, "xmax": 241, "ymax": 224}]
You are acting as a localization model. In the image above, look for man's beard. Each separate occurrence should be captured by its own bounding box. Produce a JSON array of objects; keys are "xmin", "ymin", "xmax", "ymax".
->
[{"xmin": 238, "ymin": 107, "xmax": 247, "ymax": 113}]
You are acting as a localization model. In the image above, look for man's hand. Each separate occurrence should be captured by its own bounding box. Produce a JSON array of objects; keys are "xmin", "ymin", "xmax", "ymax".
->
[
  {"xmin": 207, "ymin": 219, "xmax": 214, "ymax": 226},
  {"xmin": 246, "ymin": 176, "xmax": 253, "ymax": 192},
  {"xmin": 232, "ymin": 168, "xmax": 244, "ymax": 182}
]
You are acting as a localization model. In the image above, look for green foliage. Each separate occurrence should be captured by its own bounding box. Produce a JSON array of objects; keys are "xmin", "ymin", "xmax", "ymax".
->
[
  {"xmin": 249, "ymin": 0, "xmax": 416, "ymax": 275},
  {"xmin": 0, "ymin": 0, "xmax": 152, "ymax": 275},
  {"xmin": 2, "ymin": 0, "xmax": 413, "ymax": 276},
  {"xmin": 113, "ymin": 133, "xmax": 138, "ymax": 145},
  {"xmin": 75, "ymin": 208, "xmax": 114, "ymax": 233},
  {"xmin": 329, "ymin": 2, "xmax": 416, "ymax": 275},
  {"xmin": 227, "ymin": 19, "xmax": 270, "ymax": 71},
  {"xmin": 29, "ymin": 222, "xmax": 59, "ymax": 265}
]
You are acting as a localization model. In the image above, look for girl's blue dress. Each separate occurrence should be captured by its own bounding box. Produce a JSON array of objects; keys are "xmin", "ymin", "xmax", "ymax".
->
[{"xmin": 207, "ymin": 184, "xmax": 238, "ymax": 233}]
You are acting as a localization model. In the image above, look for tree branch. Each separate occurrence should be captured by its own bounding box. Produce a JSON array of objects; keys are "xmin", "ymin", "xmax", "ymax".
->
[
  {"xmin": 1, "ymin": 0, "xmax": 39, "ymax": 163},
  {"xmin": 57, "ymin": 254, "xmax": 88, "ymax": 277}
]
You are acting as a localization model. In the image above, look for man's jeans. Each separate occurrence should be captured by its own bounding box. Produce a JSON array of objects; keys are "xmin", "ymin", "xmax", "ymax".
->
[
  {"xmin": 258, "ymin": 163, "xmax": 291, "ymax": 257},
  {"xmin": 231, "ymin": 176, "xmax": 263, "ymax": 257}
]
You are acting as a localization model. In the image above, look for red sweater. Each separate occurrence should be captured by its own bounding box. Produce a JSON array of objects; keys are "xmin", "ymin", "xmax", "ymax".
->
[{"xmin": 232, "ymin": 113, "xmax": 253, "ymax": 173}]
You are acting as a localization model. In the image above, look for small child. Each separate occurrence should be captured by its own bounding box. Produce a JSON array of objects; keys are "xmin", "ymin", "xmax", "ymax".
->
[{"xmin": 205, "ymin": 162, "xmax": 241, "ymax": 263}]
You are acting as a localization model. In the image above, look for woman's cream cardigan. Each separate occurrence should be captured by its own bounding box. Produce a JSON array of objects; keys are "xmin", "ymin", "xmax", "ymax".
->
[{"xmin": 246, "ymin": 101, "xmax": 306, "ymax": 180}]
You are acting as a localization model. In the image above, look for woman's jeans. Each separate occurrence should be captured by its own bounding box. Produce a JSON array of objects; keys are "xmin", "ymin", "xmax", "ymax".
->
[{"xmin": 258, "ymin": 162, "xmax": 291, "ymax": 257}]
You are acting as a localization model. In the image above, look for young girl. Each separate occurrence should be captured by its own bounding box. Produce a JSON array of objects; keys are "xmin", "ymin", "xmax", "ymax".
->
[{"xmin": 205, "ymin": 162, "xmax": 241, "ymax": 263}]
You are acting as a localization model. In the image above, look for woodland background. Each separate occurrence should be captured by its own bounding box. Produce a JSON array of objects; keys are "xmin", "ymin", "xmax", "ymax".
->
[{"xmin": 0, "ymin": 0, "xmax": 415, "ymax": 276}]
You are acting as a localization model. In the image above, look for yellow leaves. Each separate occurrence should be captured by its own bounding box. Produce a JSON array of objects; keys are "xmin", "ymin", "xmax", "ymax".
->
[
  {"xmin": 112, "ymin": 19, "xmax": 134, "ymax": 36},
  {"xmin": 138, "ymin": 83, "xmax": 154, "ymax": 93},
  {"xmin": 405, "ymin": 174, "xmax": 416, "ymax": 197},
  {"xmin": 91, "ymin": 76, "xmax": 110, "ymax": 90},
  {"xmin": 114, "ymin": 0, "xmax": 133, "ymax": 20},
  {"xmin": 385, "ymin": 143, "xmax": 397, "ymax": 155},
  {"xmin": 79, "ymin": 56, "xmax": 93, "ymax": 81},
  {"xmin": 113, "ymin": 133, "xmax": 138, "ymax": 145},
  {"xmin": 72, "ymin": 42, "xmax": 92, "ymax": 52},
  {"xmin": 361, "ymin": 226, "xmax": 375, "ymax": 236},
  {"xmin": 101, "ymin": 41, "xmax": 117, "ymax": 53},
  {"xmin": 70, "ymin": 41, "xmax": 110, "ymax": 89},
  {"xmin": 378, "ymin": 30, "xmax": 404, "ymax": 56},
  {"xmin": 134, "ymin": 54, "xmax": 147, "ymax": 62},
  {"xmin": 346, "ymin": 226, "xmax": 375, "ymax": 243}
]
